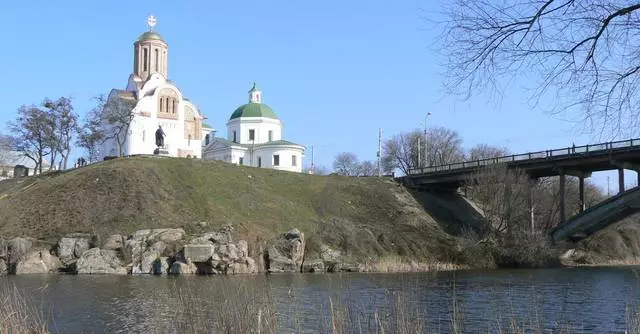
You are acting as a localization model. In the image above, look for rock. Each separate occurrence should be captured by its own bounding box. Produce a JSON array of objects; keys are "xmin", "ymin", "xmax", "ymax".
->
[
  {"xmin": 57, "ymin": 234, "xmax": 92, "ymax": 266},
  {"xmin": 103, "ymin": 235, "xmax": 124, "ymax": 251},
  {"xmin": 267, "ymin": 229, "xmax": 305, "ymax": 273},
  {"xmin": 183, "ymin": 244, "xmax": 215, "ymax": 262},
  {"xmin": 228, "ymin": 258, "xmax": 258, "ymax": 274},
  {"xmin": 132, "ymin": 241, "xmax": 166, "ymax": 275},
  {"xmin": 189, "ymin": 231, "xmax": 232, "ymax": 245},
  {"xmin": 320, "ymin": 245, "xmax": 341, "ymax": 263},
  {"xmin": 169, "ymin": 261, "xmax": 197, "ymax": 274},
  {"xmin": 125, "ymin": 229, "xmax": 184, "ymax": 274},
  {"xmin": 0, "ymin": 260, "xmax": 6, "ymax": 275},
  {"xmin": 76, "ymin": 248, "xmax": 127, "ymax": 275},
  {"xmin": 15, "ymin": 250, "xmax": 61, "ymax": 274},
  {"xmin": 155, "ymin": 229, "xmax": 185, "ymax": 243},
  {"xmin": 302, "ymin": 259, "xmax": 325, "ymax": 273},
  {"xmin": 152, "ymin": 257, "xmax": 171, "ymax": 275},
  {"xmin": 237, "ymin": 240, "xmax": 248, "ymax": 258},
  {"xmin": 7, "ymin": 237, "xmax": 33, "ymax": 266},
  {"xmin": 267, "ymin": 255, "xmax": 298, "ymax": 273}
]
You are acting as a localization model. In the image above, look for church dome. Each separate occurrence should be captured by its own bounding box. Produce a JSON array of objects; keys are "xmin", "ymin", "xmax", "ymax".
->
[
  {"xmin": 229, "ymin": 102, "xmax": 278, "ymax": 120},
  {"xmin": 137, "ymin": 31, "xmax": 165, "ymax": 42}
]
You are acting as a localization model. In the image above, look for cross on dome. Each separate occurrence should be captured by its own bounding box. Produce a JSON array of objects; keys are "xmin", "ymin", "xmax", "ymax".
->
[{"xmin": 147, "ymin": 15, "xmax": 157, "ymax": 31}]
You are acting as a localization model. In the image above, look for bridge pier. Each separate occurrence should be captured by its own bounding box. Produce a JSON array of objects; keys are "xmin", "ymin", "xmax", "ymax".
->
[
  {"xmin": 559, "ymin": 172, "xmax": 566, "ymax": 224},
  {"xmin": 619, "ymin": 168, "xmax": 625, "ymax": 194}
]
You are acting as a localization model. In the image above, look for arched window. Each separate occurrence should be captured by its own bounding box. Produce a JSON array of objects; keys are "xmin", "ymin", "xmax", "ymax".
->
[
  {"xmin": 165, "ymin": 98, "xmax": 170, "ymax": 114},
  {"xmin": 159, "ymin": 97, "xmax": 165, "ymax": 113},
  {"xmin": 155, "ymin": 49, "xmax": 159, "ymax": 72},
  {"xmin": 143, "ymin": 48, "xmax": 148, "ymax": 71},
  {"xmin": 172, "ymin": 99, "xmax": 177, "ymax": 114}
]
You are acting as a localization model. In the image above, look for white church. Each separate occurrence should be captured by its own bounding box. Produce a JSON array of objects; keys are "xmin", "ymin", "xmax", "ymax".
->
[
  {"xmin": 202, "ymin": 83, "xmax": 305, "ymax": 173},
  {"xmin": 101, "ymin": 16, "xmax": 213, "ymax": 159},
  {"xmin": 101, "ymin": 16, "xmax": 305, "ymax": 172}
]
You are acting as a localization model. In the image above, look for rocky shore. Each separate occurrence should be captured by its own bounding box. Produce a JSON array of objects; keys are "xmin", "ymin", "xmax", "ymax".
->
[{"xmin": 0, "ymin": 226, "xmax": 369, "ymax": 275}]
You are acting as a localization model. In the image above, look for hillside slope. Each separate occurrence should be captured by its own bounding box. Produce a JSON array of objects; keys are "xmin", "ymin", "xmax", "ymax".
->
[{"xmin": 0, "ymin": 156, "xmax": 461, "ymax": 265}]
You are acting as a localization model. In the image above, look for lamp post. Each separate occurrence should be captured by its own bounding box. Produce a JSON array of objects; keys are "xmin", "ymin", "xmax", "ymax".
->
[{"xmin": 422, "ymin": 112, "xmax": 431, "ymax": 169}]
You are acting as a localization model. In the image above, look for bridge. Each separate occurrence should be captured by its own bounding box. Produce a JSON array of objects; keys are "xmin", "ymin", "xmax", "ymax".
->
[{"xmin": 401, "ymin": 138, "xmax": 640, "ymax": 243}]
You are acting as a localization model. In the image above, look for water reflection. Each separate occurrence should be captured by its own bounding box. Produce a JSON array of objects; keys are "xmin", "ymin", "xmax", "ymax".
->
[{"xmin": 3, "ymin": 266, "xmax": 640, "ymax": 333}]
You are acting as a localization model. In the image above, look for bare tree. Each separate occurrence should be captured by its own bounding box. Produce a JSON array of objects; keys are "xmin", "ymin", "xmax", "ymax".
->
[
  {"xmin": 77, "ymin": 98, "xmax": 106, "ymax": 163},
  {"xmin": 9, "ymin": 105, "xmax": 55, "ymax": 174},
  {"xmin": 382, "ymin": 127, "xmax": 465, "ymax": 175},
  {"xmin": 44, "ymin": 97, "xmax": 78, "ymax": 169},
  {"xmin": 358, "ymin": 160, "xmax": 378, "ymax": 176},
  {"xmin": 0, "ymin": 134, "xmax": 10, "ymax": 160},
  {"xmin": 441, "ymin": 0, "xmax": 640, "ymax": 136},
  {"xmin": 425, "ymin": 126, "xmax": 465, "ymax": 166},
  {"xmin": 99, "ymin": 92, "xmax": 137, "ymax": 157},
  {"xmin": 333, "ymin": 152, "xmax": 361, "ymax": 176},
  {"xmin": 468, "ymin": 144, "xmax": 509, "ymax": 161},
  {"xmin": 466, "ymin": 165, "xmax": 532, "ymax": 236}
]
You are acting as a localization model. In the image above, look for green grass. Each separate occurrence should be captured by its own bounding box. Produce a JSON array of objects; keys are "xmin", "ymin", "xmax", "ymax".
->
[{"xmin": 0, "ymin": 156, "xmax": 459, "ymax": 265}]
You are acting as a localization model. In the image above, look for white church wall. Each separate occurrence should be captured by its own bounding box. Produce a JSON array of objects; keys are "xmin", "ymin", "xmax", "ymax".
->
[{"xmin": 253, "ymin": 146, "xmax": 304, "ymax": 173}]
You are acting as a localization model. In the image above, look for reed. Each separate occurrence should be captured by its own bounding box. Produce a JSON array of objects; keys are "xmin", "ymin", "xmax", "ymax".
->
[{"xmin": 0, "ymin": 283, "xmax": 47, "ymax": 334}]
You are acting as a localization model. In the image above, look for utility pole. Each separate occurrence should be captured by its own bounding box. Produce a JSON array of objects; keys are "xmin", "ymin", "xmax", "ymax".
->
[
  {"xmin": 377, "ymin": 128, "xmax": 382, "ymax": 177},
  {"xmin": 311, "ymin": 145, "xmax": 315, "ymax": 174}
]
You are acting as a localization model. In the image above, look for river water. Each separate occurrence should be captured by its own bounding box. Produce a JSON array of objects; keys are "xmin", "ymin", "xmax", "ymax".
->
[{"xmin": 4, "ymin": 266, "xmax": 640, "ymax": 333}]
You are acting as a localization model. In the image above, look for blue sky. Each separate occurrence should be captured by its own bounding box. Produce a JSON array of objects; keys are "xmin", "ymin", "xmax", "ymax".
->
[{"xmin": 0, "ymin": 1, "xmax": 634, "ymax": 188}]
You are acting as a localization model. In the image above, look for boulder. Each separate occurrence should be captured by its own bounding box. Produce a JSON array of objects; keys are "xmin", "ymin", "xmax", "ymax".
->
[
  {"xmin": 125, "ymin": 229, "xmax": 184, "ymax": 274},
  {"xmin": 228, "ymin": 257, "xmax": 258, "ymax": 274},
  {"xmin": 132, "ymin": 241, "xmax": 166, "ymax": 275},
  {"xmin": 237, "ymin": 240, "xmax": 249, "ymax": 258},
  {"xmin": 302, "ymin": 259, "xmax": 325, "ymax": 273},
  {"xmin": 15, "ymin": 250, "xmax": 61, "ymax": 274},
  {"xmin": 169, "ymin": 261, "xmax": 197, "ymax": 274},
  {"xmin": 183, "ymin": 244, "xmax": 215, "ymax": 262},
  {"xmin": 7, "ymin": 237, "xmax": 34, "ymax": 266},
  {"xmin": 267, "ymin": 229, "xmax": 305, "ymax": 272},
  {"xmin": 57, "ymin": 234, "xmax": 92, "ymax": 266},
  {"xmin": 152, "ymin": 257, "xmax": 171, "ymax": 275},
  {"xmin": 76, "ymin": 248, "xmax": 127, "ymax": 275},
  {"xmin": 103, "ymin": 235, "xmax": 124, "ymax": 251}
]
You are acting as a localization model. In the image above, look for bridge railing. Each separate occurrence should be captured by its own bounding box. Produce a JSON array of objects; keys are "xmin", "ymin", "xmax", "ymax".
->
[{"xmin": 408, "ymin": 138, "xmax": 640, "ymax": 175}]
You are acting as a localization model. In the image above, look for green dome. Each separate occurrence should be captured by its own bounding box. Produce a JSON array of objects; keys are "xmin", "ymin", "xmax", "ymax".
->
[
  {"xmin": 229, "ymin": 102, "xmax": 278, "ymax": 120},
  {"xmin": 137, "ymin": 31, "xmax": 164, "ymax": 42}
]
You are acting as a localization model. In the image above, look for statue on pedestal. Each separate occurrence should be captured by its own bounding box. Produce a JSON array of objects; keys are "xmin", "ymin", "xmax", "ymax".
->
[{"xmin": 155, "ymin": 125, "xmax": 165, "ymax": 148}]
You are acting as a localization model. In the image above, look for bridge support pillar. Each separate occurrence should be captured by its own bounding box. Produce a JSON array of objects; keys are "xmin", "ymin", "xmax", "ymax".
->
[
  {"xmin": 619, "ymin": 168, "xmax": 625, "ymax": 194},
  {"xmin": 579, "ymin": 176, "xmax": 585, "ymax": 213},
  {"xmin": 559, "ymin": 172, "xmax": 566, "ymax": 224}
]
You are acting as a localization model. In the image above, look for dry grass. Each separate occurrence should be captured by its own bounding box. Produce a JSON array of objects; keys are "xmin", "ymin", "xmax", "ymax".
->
[{"xmin": 0, "ymin": 283, "xmax": 47, "ymax": 334}]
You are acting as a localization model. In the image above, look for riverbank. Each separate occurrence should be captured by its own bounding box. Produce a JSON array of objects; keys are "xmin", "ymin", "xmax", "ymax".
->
[{"xmin": 0, "ymin": 156, "xmax": 468, "ymax": 275}]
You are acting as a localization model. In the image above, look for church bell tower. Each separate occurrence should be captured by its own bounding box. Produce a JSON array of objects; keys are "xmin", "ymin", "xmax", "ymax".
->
[{"xmin": 133, "ymin": 15, "xmax": 168, "ymax": 81}]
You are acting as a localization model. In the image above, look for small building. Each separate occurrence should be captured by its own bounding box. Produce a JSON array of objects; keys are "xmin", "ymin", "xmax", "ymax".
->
[
  {"xmin": 202, "ymin": 84, "xmax": 305, "ymax": 173},
  {"xmin": 0, "ymin": 151, "xmax": 53, "ymax": 180}
]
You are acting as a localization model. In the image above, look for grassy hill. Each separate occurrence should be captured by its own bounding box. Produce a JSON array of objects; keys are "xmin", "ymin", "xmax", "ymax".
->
[{"xmin": 0, "ymin": 156, "xmax": 461, "ymax": 265}]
